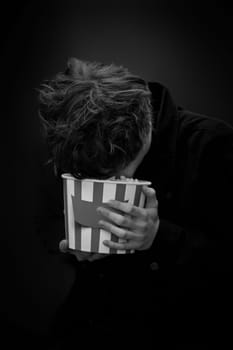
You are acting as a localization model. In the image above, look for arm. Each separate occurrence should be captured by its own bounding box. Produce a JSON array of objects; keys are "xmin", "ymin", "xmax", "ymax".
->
[{"xmin": 98, "ymin": 128, "xmax": 233, "ymax": 277}]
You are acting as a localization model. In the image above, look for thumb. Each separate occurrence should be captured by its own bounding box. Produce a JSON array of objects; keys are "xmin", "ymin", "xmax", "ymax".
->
[
  {"xmin": 142, "ymin": 186, "xmax": 157, "ymax": 208},
  {"xmin": 59, "ymin": 239, "xmax": 69, "ymax": 253}
]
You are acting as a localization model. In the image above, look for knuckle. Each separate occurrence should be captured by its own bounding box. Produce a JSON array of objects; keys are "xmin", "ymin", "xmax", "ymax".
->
[
  {"xmin": 108, "ymin": 223, "xmax": 114, "ymax": 231},
  {"xmin": 103, "ymin": 222, "xmax": 111, "ymax": 230},
  {"xmin": 121, "ymin": 216, "xmax": 129, "ymax": 226},
  {"xmin": 105, "ymin": 211, "xmax": 111, "ymax": 219},
  {"xmin": 115, "ymin": 218, "xmax": 122, "ymax": 226},
  {"xmin": 116, "ymin": 217, "xmax": 125, "ymax": 226},
  {"xmin": 148, "ymin": 208, "xmax": 157, "ymax": 219},
  {"xmin": 121, "ymin": 230, "xmax": 128, "ymax": 239},
  {"xmin": 137, "ymin": 221, "xmax": 147, "ymax": 231},
  {"xmin": 126, "ymin": 203, "xmax": 133, "ymax": 213},
  {"xmin": 151, "ymin": 188, "xmax": 156, "ymax": 195},
  {"xmin": 116, "ymin": 218, "xmax": 125, "ymax": 227},
  {"xmin": 147, "ymin": 187, "xmax": 156, "ymax": 196}
]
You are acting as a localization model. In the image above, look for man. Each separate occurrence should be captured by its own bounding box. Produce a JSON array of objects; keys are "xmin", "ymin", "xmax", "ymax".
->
[{"xmin": 37, "ymin": 58, "xmax": 233, "ymax": 345}]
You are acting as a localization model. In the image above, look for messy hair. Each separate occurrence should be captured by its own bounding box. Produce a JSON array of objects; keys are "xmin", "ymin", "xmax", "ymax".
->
[{"xmin": 38, "ymin": 58, "xmax": 153, "ymax": 179}]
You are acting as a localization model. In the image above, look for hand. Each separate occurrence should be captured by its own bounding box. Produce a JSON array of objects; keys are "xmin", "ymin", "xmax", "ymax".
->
[
  {"xmin": 97, "ymin": 186, "xmax": 160, "ymax": 251},
  {"xmin": 59, "ymin": 239, "xmax": 108, "ymax": 262}
]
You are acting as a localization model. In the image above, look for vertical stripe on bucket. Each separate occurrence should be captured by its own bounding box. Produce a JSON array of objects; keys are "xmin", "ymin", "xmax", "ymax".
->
[
  {"xmin": 133, "ymin": 185, "xmax": 142, "ymax": 207},
  {"xmin": 99, "ymin": 182, "xmax": 117, "ymax": 253},
  {"xmin": 74, "ymin": 180, "xmax": 82, "ymax": 251},
  {"xmin": 117, "ymin": 183, "xmax": 136, "ymax": 254},
  {"xmin": 80, "ymin": 227, "xmax": 92, "ymax": 252},
  {"xmin": 74, "ymin": 222, "xmax": 82, "ymax": 251},
  {"xmin": 115, "ymin": 183, "xmax": 127, "ymax": 201},
  {"xmin": 124, "ymin": 184, "xmax": 136, "ymax": 204},
  {"xmin": 67, "ymin": 179, "xmax": 75, "ymax": 249},
  {"xmin": 63, "ymin": 179, "xmax": 69, "ymax": 240},
  {"xmin": 117, "ymin": 185, "xmax": 127, "ymax": 254},
  {"xmin": 111, "ymin": 184, "xmax": 126, "ymax": 254},
  {"xmin": 98, "ymin": 229, "xmax": 110, "ymax": 253},
  {"xmin": 91, "ymin": 182, "xmax": 104, "ymax": 252},
  {"xmin": 81, "ymin": 181, "xmax": 94, "ymax": 201},
  {"xmin": 102, "ymin": 182, "xmax": 117, "ymax": 202},
  {"xmin": 91, "ymin": 228, "xmax": 100, "ymax": 253}
]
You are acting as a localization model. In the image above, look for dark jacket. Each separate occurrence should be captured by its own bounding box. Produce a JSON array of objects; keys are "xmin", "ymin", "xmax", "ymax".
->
[{"xmin": 36, "ymin": 82, "xmax": 233, "ymax": 344}]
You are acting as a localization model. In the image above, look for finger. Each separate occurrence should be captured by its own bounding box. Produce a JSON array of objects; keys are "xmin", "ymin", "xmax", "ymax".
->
[
  {"xmin": 75, "ymin": 251, "xmax": 94, "ymax": 261},
  {"xmin": 99, "ymin": 220, "xmax": 143, "ymax": 241},
  {"xmin": 97, "ymin": 206, "xmax": 132, "ymax": 228},
  {"xmin": 59, "ymin": 240, "xmax": 91, "ymax": 260},
  {"xmin": 59, "ymin": 239, "xmax": 69, "ymax": 253},
  {"xmin": 106, "ymin": 200, "xmax": 145, "ymax": 217},
  {"xmin": 103, "ymin": 239, "xmax": 139, "ymax": 251},
  {"xmin": 87, "ymin": 253, "xmax": 108, "ymax": 262},
  {"xmin": 143, "ymin": 186, "xmax": 158, "ymax": 208}
]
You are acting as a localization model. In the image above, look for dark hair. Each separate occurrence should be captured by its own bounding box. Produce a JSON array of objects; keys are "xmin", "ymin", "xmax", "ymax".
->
[{"xmin": 38, "ymin": 58, "xmax": 153, "ymax": 179}]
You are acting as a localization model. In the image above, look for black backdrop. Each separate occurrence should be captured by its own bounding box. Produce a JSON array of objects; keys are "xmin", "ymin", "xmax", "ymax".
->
[
  {"xmin": 1, "ymin": 0, "xmax": 233, "ymax": 344},
  {"xmin": 3, "ymin": 0, "xmax": 233, "ymax": 122}
]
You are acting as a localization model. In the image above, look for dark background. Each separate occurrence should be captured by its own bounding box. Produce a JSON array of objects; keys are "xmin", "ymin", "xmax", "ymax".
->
[
  {"xmin": 2, "ymin": 0, "xmax": 233, "ymax": 164},
  {"xmin": 3, "ymin": 0, "xmax": 233, "ymax": 122},
  {"xmin": 1, "ymin": 0, "xmax": 233, "ymax": 342}
]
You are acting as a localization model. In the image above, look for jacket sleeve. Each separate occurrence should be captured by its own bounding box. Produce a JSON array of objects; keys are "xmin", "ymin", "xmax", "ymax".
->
[{"xmin": 148, "ymin": 124, "xmax": 233, "ymax": 277}]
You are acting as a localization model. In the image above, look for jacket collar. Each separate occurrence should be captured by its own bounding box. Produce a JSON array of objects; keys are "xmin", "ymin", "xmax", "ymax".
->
[
  {"xmin": 136, "ymin": 81, "xmax": 180, "ymax": 190},
  {"xmin": 148, "ymin": 81, "xmax": 179, "ymax": 159}
]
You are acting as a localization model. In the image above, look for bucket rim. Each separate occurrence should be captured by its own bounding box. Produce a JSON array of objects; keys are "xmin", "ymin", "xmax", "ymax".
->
[{"xmin": 61, "ymin": 173, "xmax": 151, "ymax": 185}]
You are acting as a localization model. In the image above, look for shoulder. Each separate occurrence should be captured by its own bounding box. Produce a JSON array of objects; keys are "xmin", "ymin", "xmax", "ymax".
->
[
  {"xmin": 172, "ymin": 110, "xmax": 233, "ymax": 179},
  {"xmin": 177, "ymin": 109, "xmax": 233, "ymax": 151}
]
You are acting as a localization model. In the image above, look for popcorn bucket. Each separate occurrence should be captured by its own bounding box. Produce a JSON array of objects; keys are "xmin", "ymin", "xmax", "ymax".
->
[{"xmin": 62, "ymin": 174, "xmax": 151, "ymax": 254}]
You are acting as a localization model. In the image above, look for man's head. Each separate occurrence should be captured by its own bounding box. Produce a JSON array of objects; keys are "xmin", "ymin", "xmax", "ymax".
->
[{"xmin": 38, "ymin": 58, "xmax": 153, "ymax": 179}]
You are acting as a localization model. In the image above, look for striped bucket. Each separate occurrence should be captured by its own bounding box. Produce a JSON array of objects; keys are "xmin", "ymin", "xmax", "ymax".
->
[{"xmin": 62, "ymin": 174, "xmax": 151, "ymax": 254}]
